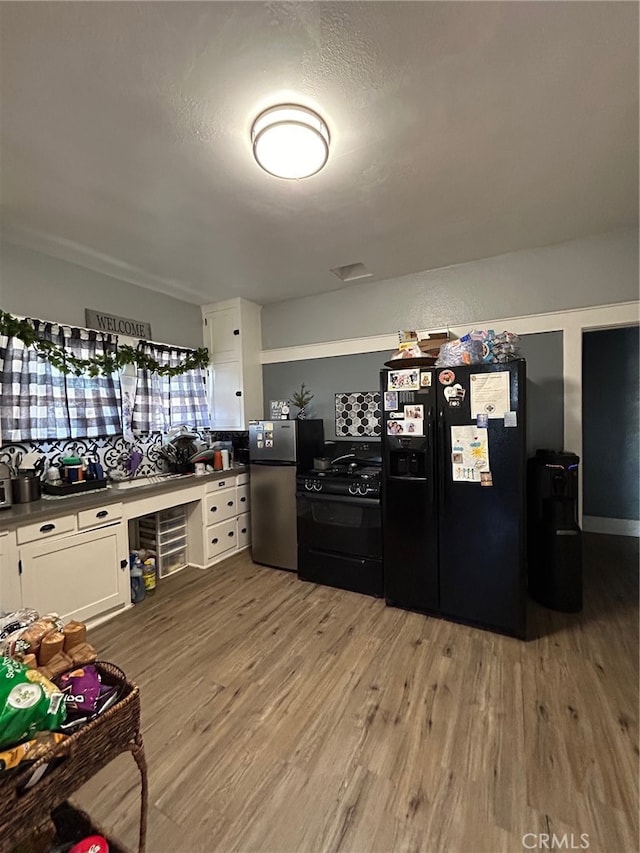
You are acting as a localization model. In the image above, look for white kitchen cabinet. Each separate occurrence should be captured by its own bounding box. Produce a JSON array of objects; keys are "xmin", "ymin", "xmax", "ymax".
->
[
  {"xmin": 205, "ymin": 485, "xmax": 237, "ymax": 525},
  {"xmin": 237, "ymin": 513, "xmax": 250, "ymax": 550},
  {"xmin": 205, "ymin": 517, "xmax": 237, "ymax": 563},
  {"xmin": 202, "ymin": 297, "xmax": 263, "ymax": 429},
  {"xmin": 19, "ymin": 523, "xmax": 129, "ymax": 624}
]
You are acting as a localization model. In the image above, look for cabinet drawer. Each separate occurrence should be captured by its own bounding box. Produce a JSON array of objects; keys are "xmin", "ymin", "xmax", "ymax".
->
[
  {"xmin": 205, "ymin": 488, "xmax": 237, "ymax": 524},
  {"xmin": 17, "ymin": 514, "xmax": 76, "ymax": 545},
  {"xmin": 206, "ymin": 518, "xmax": 237, "ymax": 561},
  {"xmin": 78, "ymin": 502, "xmax": 123, "ymax": 530},
  {"xmin": 237, "ymin": 512, "xmax": 250, "ymax": 549},
  {"xmin": 236, "ymin": 483, "xmax": 250, "ymax": 512},
  {"xmin": 236, "ymin": 472, "xmax": 249, "ymax": 486},
  {"xmin": 206, "ymin": 476, "xmax": 236, "ymax": 493}
]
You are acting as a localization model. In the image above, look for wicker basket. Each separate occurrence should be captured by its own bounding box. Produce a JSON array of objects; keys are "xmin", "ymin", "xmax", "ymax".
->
[{"xmin": 0, "ymin": 661, "xmax": 142, "ymax": 851}]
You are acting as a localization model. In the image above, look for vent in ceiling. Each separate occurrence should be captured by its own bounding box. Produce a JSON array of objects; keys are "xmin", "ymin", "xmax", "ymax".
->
[{"xmin": 330, "ymin": 262, "xmax": 373, "ymax": 283}]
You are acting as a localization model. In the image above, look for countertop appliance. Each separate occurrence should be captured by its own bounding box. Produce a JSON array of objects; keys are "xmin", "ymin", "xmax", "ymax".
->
[
  {"xmin": 381, "ymin": 360, "xmax": 527, "ymax": 638},
  {"xmin": 12, "ymin": 472, "xmax": 42, "ymax": 504},
  {"xmin": 296, "ymin": 442, "xmax": 383, "ymax": 597},
  {"xmin": 249, "ymin": 419, "xmax": 324, "ymax": 571},
  {"xmin": 0, "ymin": 463, "xmax": 13, "ymax": 509}
]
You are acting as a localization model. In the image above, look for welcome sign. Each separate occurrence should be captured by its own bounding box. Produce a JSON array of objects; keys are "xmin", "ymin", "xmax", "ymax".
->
[{"xmin": 85, "ymin": 309, "xmax": 152, "ymax": 339}]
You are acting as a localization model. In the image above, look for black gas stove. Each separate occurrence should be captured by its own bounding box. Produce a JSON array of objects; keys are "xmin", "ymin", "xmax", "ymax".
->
[{"xmin": 297, "ymin": 465, "xmax": 381, "ymax": 499}]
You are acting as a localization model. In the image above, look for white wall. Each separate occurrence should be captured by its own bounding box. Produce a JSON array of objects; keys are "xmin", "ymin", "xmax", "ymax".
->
[
  {"xmin": 261, "ymin": 228, "xmax": 639, "ymax": 350},
  {"xmin": 0, "ymin": 242, "xmax": 202, "ymax": 348}
]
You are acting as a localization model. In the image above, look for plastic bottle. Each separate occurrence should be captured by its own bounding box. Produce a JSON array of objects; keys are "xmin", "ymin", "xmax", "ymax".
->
[
  {"xmin": 142, "ymin": 558, "xmax": 157, "ymax": 595},
  {"xmin": 130, "ymin": 559, "xmax": 145, "ymax": 604}
]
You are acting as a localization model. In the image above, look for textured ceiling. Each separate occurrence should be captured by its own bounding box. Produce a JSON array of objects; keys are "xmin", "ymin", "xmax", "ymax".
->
[{"xmin": 1, "ymin": 2, "xmax": 638, "ymax": 306}]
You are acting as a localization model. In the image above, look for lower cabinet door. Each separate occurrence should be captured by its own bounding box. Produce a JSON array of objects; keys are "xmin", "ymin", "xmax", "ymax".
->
[
  {"xmin": 237, "ymin": 513, "xmax": 250, "ymax": 549},
  {"xmin": 19, "ymin": 524, "xmax": 128, "ymax": 623},
  {"xmin": 206, "ymin": 518, "xmax": 237, "ymax": 562}
]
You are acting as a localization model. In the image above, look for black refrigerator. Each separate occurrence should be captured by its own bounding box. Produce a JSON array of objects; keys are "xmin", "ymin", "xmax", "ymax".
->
[
  {"xmin": 381, "ymin": 360, "xmax": 527, "ymax": 638},
  {"xmin": 249, "ymin": 419, "xmax": 324, "ymax": 571}
]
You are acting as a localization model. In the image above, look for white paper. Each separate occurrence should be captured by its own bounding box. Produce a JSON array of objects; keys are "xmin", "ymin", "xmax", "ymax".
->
[
  {"xmin": 469, "ymin": 371, "xmax": 510, "ymax": 419},
  {"xmin": 451, "ymin": 425, "xmax": 490, "ymax": 483}
]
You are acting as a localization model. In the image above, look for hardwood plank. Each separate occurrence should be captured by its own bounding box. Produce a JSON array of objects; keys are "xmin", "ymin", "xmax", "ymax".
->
[{"xmin": 73, "ymin": 533, "xmax": 638, "ymax": 853}]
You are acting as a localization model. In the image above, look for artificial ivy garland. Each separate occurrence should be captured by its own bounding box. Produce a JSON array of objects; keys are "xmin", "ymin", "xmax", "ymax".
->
[{"xmin": 0, "ymin": 311, "xmax": 210, "ymax": 377}]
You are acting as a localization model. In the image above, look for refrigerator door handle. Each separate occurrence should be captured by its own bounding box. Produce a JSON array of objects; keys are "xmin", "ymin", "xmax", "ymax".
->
[
  {"xmin": 427, "ymin": 413, "xmax": 435, "ymax": 505},
  {"xmin": 250, "ymin": 460, "xmax": 297, "ymax": 466},
  {"xmin": 438, "ymin": 410, "xmax": 446, "ymax": 506}
]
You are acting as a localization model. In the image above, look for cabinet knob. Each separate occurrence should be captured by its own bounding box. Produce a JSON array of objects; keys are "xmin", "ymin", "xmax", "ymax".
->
[
  {"xmin": 235, "ymin": 391, "xmax": 242, "ymax": 397},
  {"xmin": 211, "ymin": 506, "xmax": 217, "ymax": 512},
  {"xmin": 228, "ymin": 531, "xmax": 234, "ymax": 537},
  {"xmin": 227, "ymin": 501, "xmax": 233, "ymax": 507},
  {"xmin": 40, "ymin": 523, "xmax": 55, "ymax": 533},
  {"xmin": 233, "ymin": 329, "xmax": 240, "ymax": 336},
  {"xmin": 212, "ymin": 537, "xmax": 219, "ymax": 544},
  {"xmin": 96, "ymin": 510, "xmax": 108, "ymax": 519},
  {"xmin": 240, "ymin": 496, "xmax": 246, "ymax": 503},
  {"xmin": 120, "ymin": 559, "xmax": 128, "ymax": 569},
  {"xmin": 241, "ymin": 527, "xmax": 247, "ymax": 534}
]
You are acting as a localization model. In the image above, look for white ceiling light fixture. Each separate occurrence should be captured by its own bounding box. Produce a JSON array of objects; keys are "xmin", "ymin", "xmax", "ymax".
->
[{"xmin": 251, "ymin": 104, "xmax": 330, "ymax": 179}]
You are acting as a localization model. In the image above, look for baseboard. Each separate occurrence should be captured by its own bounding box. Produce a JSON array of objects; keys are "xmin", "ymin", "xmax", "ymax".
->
[{"xmin": 582, "ymin": 516, "xmax": 640, "ymax": 537}]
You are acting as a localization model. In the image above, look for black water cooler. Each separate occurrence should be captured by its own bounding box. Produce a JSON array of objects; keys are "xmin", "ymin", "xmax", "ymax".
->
[{"xmin": 527, "ymin": 450, "xmax": 583, "ymax": 612}]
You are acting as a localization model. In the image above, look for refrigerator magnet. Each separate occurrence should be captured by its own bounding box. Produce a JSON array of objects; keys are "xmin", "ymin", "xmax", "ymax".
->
[
  {"xmin": 387, "ymin": 420, "xmax": 404, "ymax": 435},
  {"xmin": 257, "ymin": 440, "xmax": 264, "ymax": 449},
  {"xmin": 444, "ymin": 384, "xmax": 465, "ymax": 404},
  {"xmin": 480, "ymin": 471, "xmax": 493, "ymax": 487},
  {"xmin": 439, "ymin": 369, "xmax": 455, "ymax": 385},
  {"xmin": 504, "ymin": 411, "xmax": 517, "ymax": 427},
  {"xmin": 265, "ymin": 439, "xmax": 273, "ymax": 448},
  {"xmin": 420, "ymin": 372, "xmax": 432, "ymax": 387},
  {"xmin": 404, "ymin": 404, "xmax": 424, "ymax": 420},
  {"xmin": 384, "ymin": 391, "xmax": 398, "ymax": 410},
  {"xmin": 476, "ymin": 413, "xmax": 489, "ymax": 428},
  {"xmin": 388, "ymin": 368, "xmax": 420, "ymax": 391}
]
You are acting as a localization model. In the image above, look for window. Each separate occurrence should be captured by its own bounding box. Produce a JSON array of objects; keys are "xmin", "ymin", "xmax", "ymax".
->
[
  {"xmin": 131, "ymin": 342, "xmax": 209, "ymax": 434},
  {"xmin": 0, "ymin": 319, "xmax": 121, "ymax": 441}
]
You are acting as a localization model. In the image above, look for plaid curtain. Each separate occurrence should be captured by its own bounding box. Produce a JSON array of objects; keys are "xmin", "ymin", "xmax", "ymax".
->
[
  {"xmin": 0, "ymin": 319, "xmax": 121, "ymax": 441},
  {"xmin": 132, "ymin": 342, "xmax": 210, "ymax": 433},
  {"xmin": 64, "ymin": 327, "xmax": 122, "ymax": 438}
]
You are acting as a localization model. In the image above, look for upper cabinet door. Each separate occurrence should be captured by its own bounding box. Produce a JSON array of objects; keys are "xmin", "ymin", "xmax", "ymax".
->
[{"xmin": 204, "ymin": 306, "xmax": 241, "ymax": 363}]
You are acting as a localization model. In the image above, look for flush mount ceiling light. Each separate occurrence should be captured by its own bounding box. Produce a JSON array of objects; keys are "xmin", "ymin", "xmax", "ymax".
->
[{"xmin": 251, "ymin": 105, "xmax": 330, "ymax": 179}]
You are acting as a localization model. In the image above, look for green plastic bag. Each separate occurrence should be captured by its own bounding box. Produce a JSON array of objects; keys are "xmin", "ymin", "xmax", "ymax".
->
[{"xmin": 0, "ymin": 657, "xmax": 67, "ymax": 749}]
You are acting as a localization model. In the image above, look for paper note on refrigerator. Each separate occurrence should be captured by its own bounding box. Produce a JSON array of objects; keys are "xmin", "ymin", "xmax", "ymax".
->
[
  {"xmin": 451, "ymin": 425, "xmax": 490, "ymax": 482},
  {"xmin": 469, "ymin": 371, "xmax": 510, "ymax": 419}
]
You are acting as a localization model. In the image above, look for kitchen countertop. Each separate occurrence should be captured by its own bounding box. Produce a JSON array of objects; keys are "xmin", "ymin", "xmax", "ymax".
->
[{"xmin": 0, "ymin": 466, "xmax": 248, "ymax": 530}]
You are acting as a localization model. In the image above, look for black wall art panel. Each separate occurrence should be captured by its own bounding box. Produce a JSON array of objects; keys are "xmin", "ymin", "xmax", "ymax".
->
[{"xmin": 335, "ymin": 392, "xmax": 381, "ymax": 437}]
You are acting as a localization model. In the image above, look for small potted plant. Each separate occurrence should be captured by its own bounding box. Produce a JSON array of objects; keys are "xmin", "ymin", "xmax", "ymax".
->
[{"xmin": 290, "ymin": 383, "xmax": 314, "ymax": 419}]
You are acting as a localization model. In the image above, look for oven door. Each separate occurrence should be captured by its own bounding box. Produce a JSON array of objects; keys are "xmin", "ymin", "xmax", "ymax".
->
[{"xmin": 296, "ymin": 492, "xmax": 381, "ymax": 560}]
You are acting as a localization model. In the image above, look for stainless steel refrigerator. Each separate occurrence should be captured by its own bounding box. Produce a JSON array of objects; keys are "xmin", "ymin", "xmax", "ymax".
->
[
  {"xmin": 249, "ymin": 419, "xmax": 324, "ymax": 571},
  {"xmin": 381, "ymin": 360, "xmax": 527, "ymax": 638}
]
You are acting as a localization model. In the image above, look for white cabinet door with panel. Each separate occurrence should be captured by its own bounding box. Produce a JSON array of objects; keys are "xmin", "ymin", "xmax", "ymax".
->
[
  {"xmin": 210, "ymin": 361, "xmax": 244, "ymax": 431},
  {"xmin": 206, "ymin": 304, "xmax": 241, "ymax": 363},
  {"xmin": 202, "ymin": 297, "xmax": 263, "ymax": 430},
  {"xmin": 206, "ymin": 518, "xmax": 237, "ymax": 562},
  {"xmin": 205, "ymin": 487, "xmax": 237, "ymax": 525},
  {"xmin": 237, "ymin": 513, "xmax": 250, "ymax": 550},
  {"xmin": 19, "ymin": 524, "xmax": 128, "ymax": 624}
]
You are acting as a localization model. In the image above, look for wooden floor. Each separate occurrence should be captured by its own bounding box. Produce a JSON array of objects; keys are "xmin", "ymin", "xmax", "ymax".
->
[{"xmin": 75, "ymin": 533, "xmax": 639, "ymax": 853}]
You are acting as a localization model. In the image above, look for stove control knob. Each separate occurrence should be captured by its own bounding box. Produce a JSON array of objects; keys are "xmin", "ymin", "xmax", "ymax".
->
[
  {"xmin": 305, "ymin": 480, "xmax": 313, "ymax": 491},
  {"xmin": 349, "ymin": 483, "xmax": 359, "ymax": 495},
  {"xmin": 314, "ymin": 481, "xmax": 323, "ymax": 492}
]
